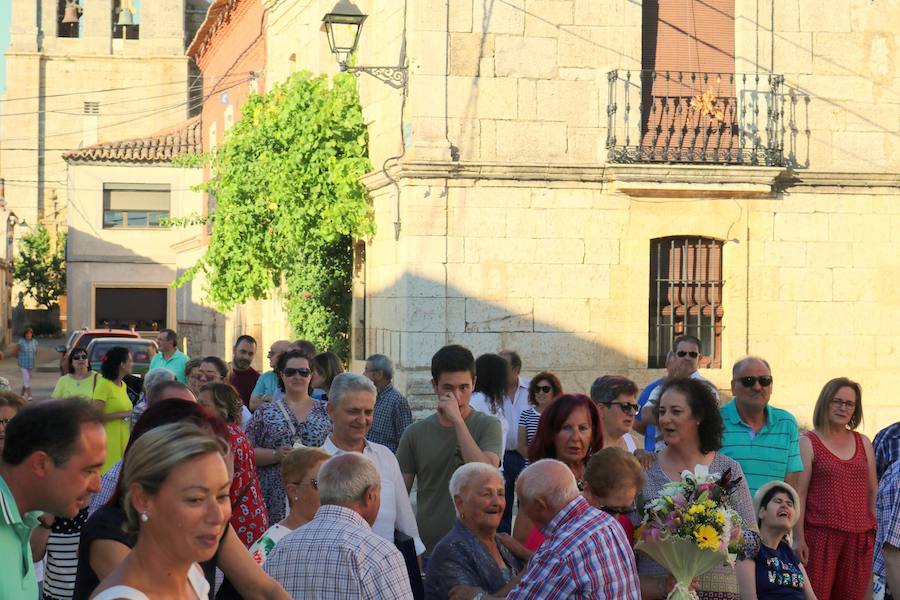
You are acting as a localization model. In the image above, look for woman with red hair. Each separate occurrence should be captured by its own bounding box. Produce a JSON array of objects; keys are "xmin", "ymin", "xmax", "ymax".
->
[{"xmin": 512, "ymin": 393, "xmax": 603, "ymax": 550}]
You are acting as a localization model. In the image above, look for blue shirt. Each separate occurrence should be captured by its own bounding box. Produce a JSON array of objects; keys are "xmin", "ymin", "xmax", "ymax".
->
[
  {"xmin": 743, "ymin": 531, "xmax": 806, "ymax": 599},
  {"xmin": 719, "ymin": 400, "xmax": 803, "ymax": 496},
  {"xmin": 251, "ymin": 371, "xmax": 280, "ymax": 398},
  {"xmin": 874, "ymin": 422, "xmax": 900, "ymax": 480},
  {"xmin": 875, "ymin": 460, "xmax": 900, "ymax": 583},
  {"xmin": 148, "ymin": 349, "xmax": 189, "ymax": 383},
  {"xmin": 16, "ymin": 338, "xmax": 37, "ymax": 370},
  {"xmin": 0, "ymin": 474, "xmax": 41, "ymax": 599},
  {"xmin": 636, "ymin": 377, "xmax": 662, "ymax": 452}
]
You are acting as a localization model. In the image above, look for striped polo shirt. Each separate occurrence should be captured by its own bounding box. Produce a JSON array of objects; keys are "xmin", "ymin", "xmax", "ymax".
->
[{"xmin": 719, "ymin": 400, "xmax": 803, "ymax": 496}]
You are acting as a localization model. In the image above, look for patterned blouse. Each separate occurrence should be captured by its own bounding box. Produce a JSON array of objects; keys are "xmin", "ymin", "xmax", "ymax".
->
[
  {"xmin": 227, "ymin": 422, "xmax": 269, "ymax": 547},
  {"xmin": 637, "ymin": 453, "xmax": 757, "ymax": 600},
  {"xmin": 246, "ymin": 397, "xmax": 331, "ymax": 522},
  {"xmin": 17, "ymin": 337, "xmax": 37, "ymax": 370}
]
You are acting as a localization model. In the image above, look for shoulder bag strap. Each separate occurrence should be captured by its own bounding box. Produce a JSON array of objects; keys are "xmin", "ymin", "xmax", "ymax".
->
[{"xmin": 275, "ymin": 397, "xmax": 298, "ymax": 441}]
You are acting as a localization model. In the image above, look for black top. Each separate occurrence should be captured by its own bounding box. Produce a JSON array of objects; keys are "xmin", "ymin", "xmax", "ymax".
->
[{"xmin": 72, "ymin": 504, "xmax": 224, "ymax": 600}]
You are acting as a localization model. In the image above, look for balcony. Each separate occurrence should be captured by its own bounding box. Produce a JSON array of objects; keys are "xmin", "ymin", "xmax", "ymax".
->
[{"xmin": 606, "ymin": 70, "xmax": 786, "ymax": 167}]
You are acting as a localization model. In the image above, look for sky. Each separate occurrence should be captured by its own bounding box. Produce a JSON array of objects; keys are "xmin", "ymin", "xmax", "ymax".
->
[{"xmin": 0, "ymin": 0, "xmax": 10, "ymax": 93}]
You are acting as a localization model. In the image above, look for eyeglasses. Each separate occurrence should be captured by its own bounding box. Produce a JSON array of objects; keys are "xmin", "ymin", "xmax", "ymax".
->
[
  {"xmin": 605, "ymin": 401, "xmax": 640, "ymax": 414},
  {"xmin": 282, "ymin": 367, "xmax": 311, "ymax": 378},
  {"xmin": 535, "ymin": 385, "xmax": 553, "ymax": 394},
  {"xmin": 600, "ymin": 503, "xmax": 636, "ymax": 517},
  {"xmin": 289, "ymin": 478, "xmax": 318, "ymax": 490},
  {"xmin": 0, "ymin": 418, "xmax": 11, "ymax": 426},
  {"xmin": 676, "ymin": 350, "xmax": 699, "ymax": 358},
  {"xmin": 830, "ymin": 399, "xmax": 857, "ymax": 410},
  {"xmin": 736, "ymin": 376, "xmax": 773, "ymax": 388}
]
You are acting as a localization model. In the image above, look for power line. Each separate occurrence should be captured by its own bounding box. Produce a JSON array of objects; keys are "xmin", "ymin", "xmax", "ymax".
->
[
  {"xmin": 2, "ymin": 73, "xmax": 253, "ymax": 144},
  {"xmin": 1, "ymin": 75, "xmax": 207, "ymax": 104}
]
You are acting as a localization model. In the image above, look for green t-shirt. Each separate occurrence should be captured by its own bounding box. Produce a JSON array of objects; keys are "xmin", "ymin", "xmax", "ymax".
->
[
  {"xmin": 149, "ymin": 349, "xmax": 189, "ymax": 383},
  {"xmin": 51, "ymin": 372, "xmax": 98, "ymax": 400},
  {"xmin": 396, "ymin": 410, "xmax": 503, "ymax": 556}
]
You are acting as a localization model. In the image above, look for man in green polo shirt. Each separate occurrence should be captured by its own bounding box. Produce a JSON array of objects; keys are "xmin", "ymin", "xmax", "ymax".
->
[
  {"xmin": 719, "ymin": 356, "xmax": 803, "ymax": 496},
  {"xmin": 0, "ymin": 400, "xmax": 106, "ymax": 599},
  {"xmin": 151, "ymin": 328, "xmax": 190, "ymax": 383}
]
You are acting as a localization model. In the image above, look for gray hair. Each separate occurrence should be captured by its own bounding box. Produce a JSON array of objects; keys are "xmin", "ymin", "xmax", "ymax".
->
[
  {"xmin": 328, "ymin": 372, "xmax": 376, "ymax": 409},
  {"xmin": 517, "ymin": 459, "xmax": 580, "ymax": 510},
  {"xmin": 318, "ymin": 452, "xmax": 380, "ymax": 506},
  {"xmin": 732, "ymin": 356, "xmax": 772, "ymax": 380},
  {"xmin": 448, "ymin": 463, "xmax": 503, "ymax": 518},
  {"xmin": 144, "ymin": 368, "xmax": 177, "ymax": 404},
  {"xmin": 365, "ymin": 354, "xmax": 394, "ymax": 380}
]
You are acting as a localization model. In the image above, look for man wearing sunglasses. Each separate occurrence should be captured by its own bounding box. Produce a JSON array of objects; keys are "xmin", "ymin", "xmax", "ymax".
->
[{"xmin": 719, "ymin": 356, "xmax": 802, "ymax": 496}]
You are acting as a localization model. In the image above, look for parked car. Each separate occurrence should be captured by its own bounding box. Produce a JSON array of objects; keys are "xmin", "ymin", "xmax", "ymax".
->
[
  {"xmin": 56, "ymin": 328, "xmax": 141, "ymax": 374},
  {"xmin": 85, "ymin": 338, "xmax": 158, "ymax": 377}
]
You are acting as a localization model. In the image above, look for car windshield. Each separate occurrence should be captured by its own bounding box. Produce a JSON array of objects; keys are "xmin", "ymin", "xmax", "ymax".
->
[{"xmin": 89, "ymin": 341, "xmax": 155, "ymax": 364}]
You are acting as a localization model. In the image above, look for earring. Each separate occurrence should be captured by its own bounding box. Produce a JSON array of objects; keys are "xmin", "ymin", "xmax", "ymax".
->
[
  {"xmin": 140, "ymin": 512, "xmax": 149, "ymax": 523},
  {"xmin": 293, "ymin": 497, "xmax": 299, "ymax": 502}
]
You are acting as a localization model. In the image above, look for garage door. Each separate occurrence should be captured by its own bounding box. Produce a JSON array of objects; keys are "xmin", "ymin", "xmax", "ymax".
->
[{"xmin": 95, "ymin": 288, "xmax": 167, "ymax": 331}]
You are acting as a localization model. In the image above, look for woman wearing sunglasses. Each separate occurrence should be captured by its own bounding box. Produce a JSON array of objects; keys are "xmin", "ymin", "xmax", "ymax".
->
[
  {"xmin": 51, "ymin": 349, "xmax": 98, "ymax": 400},
  {"xmin": 590, "ymin": 375, "xmax": 641, "ymax": 453},
  {"xmin": 247, "ymin": 350, "xmax": 332, "ymax": 522},
  {"xmin": 249, "ymin": 447, "xmax": 330, "ymax": 566},
  {"xmin": 516, "ymin": 371, "xmax": 563, "ymax": 463}
]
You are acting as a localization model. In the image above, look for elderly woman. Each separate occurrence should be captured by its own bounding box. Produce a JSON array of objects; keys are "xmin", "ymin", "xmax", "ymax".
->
[
  {"xmin": 736, "ymin": 482, "xmax": 817, "ymax": 600},
  {"xmin": 129, "ymin": 367, "xmax": 175, "ymax": 425},
  {"xmin": 425, "ymin": 463, "xmax": 524, "ymax": 600},
  {"xmin": 582, "ymin": 447, "xmax": 645, "ymax": 542},
  {"xmin": 795, "ymin": 377, "xmax": 875, "ymax": 600},
  {"xmin": 249, "ymin": 447, "xmax": 330, "ymax": 565},
  {"xmin": 637, "ymin": 377, "xmax": 756, "ymax": 600},
  {"xmin": 514, "ymin": 393, "xmax": 603, "ymax": 550}
]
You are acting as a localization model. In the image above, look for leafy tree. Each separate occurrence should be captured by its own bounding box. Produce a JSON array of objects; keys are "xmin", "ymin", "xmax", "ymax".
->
[
  {"xmin": 14, "ymin": 224, "xmax": 67, "ymax": 309},
  {"xmin": 178, "ymin": 71, "xmax": 373, "ymax": 358}
]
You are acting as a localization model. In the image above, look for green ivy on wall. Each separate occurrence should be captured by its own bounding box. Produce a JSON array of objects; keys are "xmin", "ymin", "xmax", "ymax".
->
[{"xmin": 177, "ymin": 71, "xmax": 373, "ymax": 359}]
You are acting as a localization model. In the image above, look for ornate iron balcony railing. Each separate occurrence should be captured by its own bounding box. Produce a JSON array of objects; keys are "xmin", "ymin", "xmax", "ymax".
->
[{"xmin": 606, "ymin": 70, "xmax": 786, "ymax": 167}]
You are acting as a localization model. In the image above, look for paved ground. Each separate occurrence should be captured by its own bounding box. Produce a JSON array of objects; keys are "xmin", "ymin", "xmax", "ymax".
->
[{"xmin": 0, "ymin": 335, "xmax": 67, "ymax": 399}]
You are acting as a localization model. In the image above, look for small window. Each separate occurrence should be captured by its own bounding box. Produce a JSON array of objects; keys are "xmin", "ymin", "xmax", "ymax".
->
[
  {"xmin": 649, "ymin": 236, "xmax": 723, "ymax": 368},
  {"xmin": 102, "ymin": 183, "xmax": 170, "ymax": 228},
  {"xmin": 223, "ymin": 105, "xmax": 234, "ymax": 131}
]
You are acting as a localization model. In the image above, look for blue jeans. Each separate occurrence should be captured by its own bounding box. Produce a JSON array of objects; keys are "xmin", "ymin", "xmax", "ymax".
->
[{"xmin": 500, "ymin": 450, "xmax": 526, "ymax": 534}]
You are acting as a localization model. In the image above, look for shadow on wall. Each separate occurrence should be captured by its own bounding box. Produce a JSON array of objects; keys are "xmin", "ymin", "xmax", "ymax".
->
[{"xmin": 363, "ymin": 271, "xmax": 650, "ymax": 414}]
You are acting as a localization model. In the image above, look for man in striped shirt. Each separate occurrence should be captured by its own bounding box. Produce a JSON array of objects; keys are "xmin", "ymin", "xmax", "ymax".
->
[
  {"xmin": 506, "ymin": 459, "xmax": 640, "ymax": 599},
  {"xmin": 719, "ymin": 356, "xmax": 803, "ymax": 496}
]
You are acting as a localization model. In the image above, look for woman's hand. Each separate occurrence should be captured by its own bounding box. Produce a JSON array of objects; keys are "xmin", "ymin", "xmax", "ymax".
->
[
  {"xmin": 633, "ymin": 449, "xmax": 655, "ymax": 469},
  {"xmin": 497, "ymin": 532, "xmax": 534, "ymax": 563}
]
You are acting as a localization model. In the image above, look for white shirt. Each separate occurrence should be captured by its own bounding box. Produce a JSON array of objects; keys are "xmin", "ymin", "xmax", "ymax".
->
[
  {"xmin": 469, "ymin": 392, "xmax": 508, "ymax": 452},
  {"xmin": 322, "ymin": 436, "xmax": 425, "ymax": 555},
  {"xmin": 502, "ymin": 377, "xmax": 530, "ymax": 451},
  {"xmin": 92, "ymin": 564, "xmax": 209, "ymax": 600}
]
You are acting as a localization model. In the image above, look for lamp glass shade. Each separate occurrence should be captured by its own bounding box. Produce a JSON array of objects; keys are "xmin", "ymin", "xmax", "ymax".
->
[{"xmin": 322, "ymin": 1, "xmax": 366, "ymax": 60}]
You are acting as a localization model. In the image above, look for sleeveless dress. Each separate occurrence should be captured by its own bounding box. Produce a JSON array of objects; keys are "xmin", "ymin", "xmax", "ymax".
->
[
  {"xmin": 91, "ymin": 564, "xmax": 209, "ymax": 600},
  {"xmin": 802, "ymin": 431, "xmax": 876, "ymax": 600}
]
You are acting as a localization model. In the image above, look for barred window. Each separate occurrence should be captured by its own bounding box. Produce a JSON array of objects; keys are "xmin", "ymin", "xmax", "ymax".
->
[{"xmin": 649, "ymin": 236, "xmax": 723, "ymax": 368}]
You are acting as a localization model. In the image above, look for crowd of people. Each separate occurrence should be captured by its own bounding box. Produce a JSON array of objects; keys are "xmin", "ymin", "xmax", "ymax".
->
[{"xmin": 0, "ymin": 330, "xmax": 897, "ymax": 599}]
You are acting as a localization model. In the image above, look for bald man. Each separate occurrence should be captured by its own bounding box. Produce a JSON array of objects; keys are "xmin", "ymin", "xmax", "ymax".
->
[
  {"xmin": 250, "ymin": 340, "xmax": 292, "ymax": 411},
  {"xmin": 506, "ymin": 460, "xmax": 639, "ymax": 599}
]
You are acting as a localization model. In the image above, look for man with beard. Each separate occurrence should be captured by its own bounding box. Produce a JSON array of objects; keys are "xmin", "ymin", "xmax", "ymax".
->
[
  {"xmin": 0, "ymin": 399, "xmax": 106, "ymax": 599},
  {"xmin": 229, "ymin": 335, "xmax": 260, "ymax": 407}
]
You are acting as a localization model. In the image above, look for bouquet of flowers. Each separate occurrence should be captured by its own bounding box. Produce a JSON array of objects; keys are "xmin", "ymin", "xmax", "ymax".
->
[{"xmin": 634, "ymin": 465, "xmax": 745, "ymax": 600}]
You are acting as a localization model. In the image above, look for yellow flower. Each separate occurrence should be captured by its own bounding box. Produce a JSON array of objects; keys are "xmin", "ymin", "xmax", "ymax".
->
[
  {"xmin": 716, "ymin": 512, "xmax": 726, "ymax": 525},
  {"xmin": 688, "ymin": 504, "xmax": 706, "ymax": 515},
  {"xmin": 694, "ymin": 525, "xmax": 721, "ymax": 550}
]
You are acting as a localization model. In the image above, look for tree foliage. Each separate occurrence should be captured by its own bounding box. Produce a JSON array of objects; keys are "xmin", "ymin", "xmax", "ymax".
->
[
  {"xmin": 14, "ymin": 224, "xmax": 67, "ymax": 309},
  {"xmin": 178, "ymin": 71, "xmax": 373, "ymax": 358}
]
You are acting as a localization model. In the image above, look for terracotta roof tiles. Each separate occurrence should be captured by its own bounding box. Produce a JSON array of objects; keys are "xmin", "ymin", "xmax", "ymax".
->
[{"xmin": 63, "ymin": 116, "xmax": 202, "ymax": 164}]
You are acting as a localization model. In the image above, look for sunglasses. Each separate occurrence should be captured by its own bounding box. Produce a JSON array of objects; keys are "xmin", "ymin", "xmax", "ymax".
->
[
  {"xmin": 289, "ymin": 478, "xmax": 318, "ymax": 490},
  {"xmin": 535, "ymin": 385, "xmax": 553, "ymax": 394},
  {"xmin": 737, "ymin": 376, "xmax": 773, "ymax": 388},
  {"xmin": 600, "ymin": 503, "xmax": 636, "ymax": 517},
  {"xmin": 676, "ymin": 350, "xmax": 699, "ymax": 358},
  {"xmin": 282, "ymin": 367, "xmax": 311, "ymax": 378},
  {"xmin": 72, "ymin": 354, "xmax": 88, "ymax": 360},
  {"xmin": 0, "ymin": 418, "xmax": 11, "ymax": 426},
  {"xmin": 605, "ymin": 401, "xmax": 640, "ymax": 414}
]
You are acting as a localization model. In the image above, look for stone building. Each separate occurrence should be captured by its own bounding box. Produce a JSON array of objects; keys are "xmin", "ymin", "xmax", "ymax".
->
[
  {"xmin": 261, "ymin": 0, "xmax": 900, "ymax": 434},
  {"xmin": 1, "ymin": 0, "xmax": 208, "ymax": 324}
]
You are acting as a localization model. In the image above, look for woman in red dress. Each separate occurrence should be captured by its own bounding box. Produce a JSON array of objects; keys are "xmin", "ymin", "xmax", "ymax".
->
[
  {"xmin": 795, "ymin": 377, "xmax": 877, "ymax": 600},
  {"xmin": 199, "ymin": 382, "xmax": 269, "ymax": 547}
]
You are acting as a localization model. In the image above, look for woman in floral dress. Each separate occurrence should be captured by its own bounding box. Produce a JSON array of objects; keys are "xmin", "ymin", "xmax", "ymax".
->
[{"xmin": 247, "ymin": 350, "xmax": 331, "ymax": 522}]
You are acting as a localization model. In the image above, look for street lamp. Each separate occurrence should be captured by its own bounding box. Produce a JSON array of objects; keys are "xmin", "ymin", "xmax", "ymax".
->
[{"xmin": 322, "ymin": 1, "xmax": 407, "ymax": 89}]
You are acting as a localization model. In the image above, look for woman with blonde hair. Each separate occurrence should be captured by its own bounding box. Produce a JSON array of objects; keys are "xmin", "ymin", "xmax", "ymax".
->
[
  {"xmin": 90, "ymin": 422, "xmax": 231, "ymax": 599},
  {"xmin": 248, "ymin": 447, "xmax": 331, "ymax": 565},
  {"xmin": 794, "ymin": 377, "xmax": 876, "ymax": 600}
]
